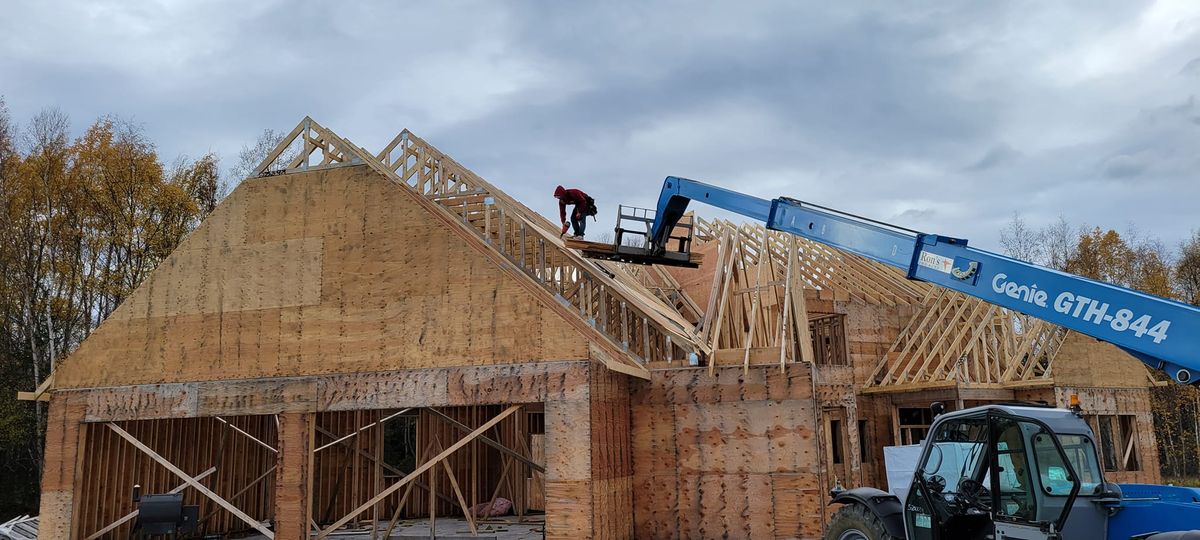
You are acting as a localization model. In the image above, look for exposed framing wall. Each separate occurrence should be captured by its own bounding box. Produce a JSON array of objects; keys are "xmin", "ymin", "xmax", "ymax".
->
[
  {"xmin": 39, "ymin": 361, "xmax": 636, "ymax": 539},
  {"xmin": 73, "ymin": 415, "xmax": 278, "ymax": 538}
]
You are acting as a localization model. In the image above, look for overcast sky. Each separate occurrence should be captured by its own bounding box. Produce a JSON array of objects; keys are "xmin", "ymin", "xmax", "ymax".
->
[{"xmin": 2, "ymin": 1, "xmax": 1197, "ymax": 253}]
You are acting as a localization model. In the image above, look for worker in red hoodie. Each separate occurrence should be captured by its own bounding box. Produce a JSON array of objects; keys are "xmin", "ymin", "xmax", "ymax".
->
[{"xmin": 554, "ymin": 185, "xmax": 595, "ymax": 239}]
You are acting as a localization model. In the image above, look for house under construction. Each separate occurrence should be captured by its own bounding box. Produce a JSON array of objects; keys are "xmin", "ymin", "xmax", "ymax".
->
[{"xmin": 28, "ymin": 117, "xmax": 1161, "ymax": 539}]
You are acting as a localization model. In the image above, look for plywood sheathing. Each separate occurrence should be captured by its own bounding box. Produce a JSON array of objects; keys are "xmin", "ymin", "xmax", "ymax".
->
[
  {"xmin": 1051, "ymin": 386, "xmax": 1161, "ymax": 484},
  {"xmin": 51, "ymin": 166, "xmax": 591, "ymax": 388},
  {"xmin": 631, "ymin": 365, "xmax": 826, "ymax": 539},
  {"xmin": 836, "ymin": 296, "xmax": 916, "ymax": 387},
  {"xmin": 663, "ymin": 240, "xmax": 722, "ymax": 311},
  {"xmin": 47, "ymin": 115, "xmax": 717, "ymax": 391},
  {"xmin": 544, "ymin": 397, "xmax": 592, "ymax": 539},
  {"xmin": 590, "ymin": 366, "xmax": 634, "ymax": 539},
  {"xmin": 1051, "ymin": 331, "xmax": 1156, "ymax": 388},
  {"xmin": 38, "ymin": 393, "xmax": 87, "ymax": 539}
]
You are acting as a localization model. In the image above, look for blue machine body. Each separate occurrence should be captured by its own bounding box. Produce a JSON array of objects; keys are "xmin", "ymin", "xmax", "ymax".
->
[
  {"xmin": 649, "ymin": 176, "xmax": 1200, "ymax": 386},
  {"xmin": 1107, "ymin": 484, "xmax": 1200, "ymax": 539}
]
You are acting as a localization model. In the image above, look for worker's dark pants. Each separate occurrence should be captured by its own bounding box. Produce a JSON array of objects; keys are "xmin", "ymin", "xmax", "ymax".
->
[{"xmin": 571, "ymin": 213, "xmax": 586, "ymax": 237}]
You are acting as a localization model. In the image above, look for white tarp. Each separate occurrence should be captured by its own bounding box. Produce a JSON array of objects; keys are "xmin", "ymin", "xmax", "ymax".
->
[{"xmin": 883, "ymin": 444, "xmax": 923, "ymax": 501}]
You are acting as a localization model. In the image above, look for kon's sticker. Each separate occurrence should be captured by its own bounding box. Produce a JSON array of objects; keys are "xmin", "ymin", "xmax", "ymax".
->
[{"xmin": 918, "ymin": 251, "xmax": 954, "ymax": 274}]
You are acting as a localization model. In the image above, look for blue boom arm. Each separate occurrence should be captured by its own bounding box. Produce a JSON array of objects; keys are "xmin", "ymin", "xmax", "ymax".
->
[{"xmin": 650, "ymin": 176, "xmax": 1200, "ymax": 385}]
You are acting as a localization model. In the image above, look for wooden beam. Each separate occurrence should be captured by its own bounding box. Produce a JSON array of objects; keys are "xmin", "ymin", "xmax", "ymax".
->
[
  {"xmin": 17, "ymin": 373, "xmax": 54, "ymax": 401},
  {"xmin": 706, "ymin": 232, "xmax": 739, "ymax": 375},
  {"xmin": 83, "ymin": 467, "xmax": 217, "ymax": 540},
  {"xmin": 788, "ymin": 237, "xmax": 815, "ymax": 365},
  {"xmin": 105, "ymin": 423, "xmax": 274, "ymax": 538},
  {"xmin": 859, "ymin": 380, "xmax": 959, "ymax": 394},
  {"xmin": 275, "ymin": 412, "xmax": 315, "ymax": 540},
  {"xmin": 316, "ymin": 405, "xmax": 522, "ymax": 539},
  {"xmin": 742, "ymin": 232, "xmax": 769, "ymax": 376}
]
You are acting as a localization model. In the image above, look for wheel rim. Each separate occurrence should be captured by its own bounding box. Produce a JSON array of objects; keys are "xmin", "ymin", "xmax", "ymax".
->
[{"xmin": 837, "ymin": 528, "xmax": 869, "ymax": 540}]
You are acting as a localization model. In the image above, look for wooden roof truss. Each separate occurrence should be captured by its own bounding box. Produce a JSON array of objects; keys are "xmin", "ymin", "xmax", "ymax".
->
[
  {"xmin": 685, "ymin": 218, "xmax": 1067, "ymax": 387},
  {"xmin": 664, "ymin": 224, "xmax": 815, "ymax": 374},
  {"xmin": 372, "ymin": 130, "xmax": 709, "ymax": 367},
  {"xmin": 252, "ymin": 117, "xmax": 364, "ymax": 177},
  {"xmin": 609, "ymin": 262, "xmax": 705, "ymax": 327},
  {"xmin": 867, "ymin": 289, "xmax": 1068, "ymax": 388},
  {"xmin": 695, "ymin": 218, "xmax": 929, "ymax": 306}
]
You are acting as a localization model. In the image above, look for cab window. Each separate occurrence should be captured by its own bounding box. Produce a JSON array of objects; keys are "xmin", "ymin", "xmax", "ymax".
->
[
  {"xmin": 1032, "ymin": 432, "xmax": 1084, "ymax": 496},
  {"xmin": 993, "ymin": 417, "xmax": 1036, "ymax": 522},
  {"xmin": 1050, "ymin": 434, "xmax": 1102, "ymax": 495},
  {"xmin": 923, "ymin": 417, "xmax": 989, "ymax": 495}
]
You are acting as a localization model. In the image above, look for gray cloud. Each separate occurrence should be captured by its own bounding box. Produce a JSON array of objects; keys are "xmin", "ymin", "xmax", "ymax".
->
[
  {"xmin": 1103, "ymin": 154, "xmax": 1149, "ymax": 178},
  {"xmin": 892, "ymin": 208, "xmax": 937, "ymax": 222},
  {"xmin": 1, "ymin": 0, "xmax": 1197, "ymax": 252},
  {"xmin": 1183, "ymin": 57, "xmax": 1200, "ymax": 76},
  {"xmin": 965, "ymin": 143, "xmax": 1021, "ymax": 172}
]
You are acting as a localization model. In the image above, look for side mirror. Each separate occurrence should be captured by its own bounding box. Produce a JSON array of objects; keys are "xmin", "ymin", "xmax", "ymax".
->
[{"xmin": 1095, "ymin": 482, "xmax": 1122, "ymax": 500}]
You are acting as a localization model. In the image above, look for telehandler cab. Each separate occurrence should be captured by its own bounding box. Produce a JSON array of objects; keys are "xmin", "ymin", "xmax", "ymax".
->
[{"xmin": 826, "ymin": 403, "xmax": 1200, "ymax": 539}]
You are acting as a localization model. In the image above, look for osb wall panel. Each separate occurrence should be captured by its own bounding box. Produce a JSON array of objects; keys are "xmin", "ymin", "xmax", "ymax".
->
[
  {"xmin": 1054, "ymin": 386, "xmax": 1162, "ymax": 484},
  {"xmin": 663, "ymin": 241, "xmax": 721, "ymax": 310},
  {"xmin": 39, "ymin": 393, "xmax": 87, "ymax": 539},
  {"xmin": 631, "ymin": 365, "xmax": 825, "ymax": 540},
  {"xmin": 591, "ymin": 367, "xmax": 633, "ymax": 539},
  {"xmin": 1051, "ymin": 331, "xmax": 1153, "ymax": 389},
  {"xmin": 835, "ymin": 298, "xmax": 914, "ymax": 387},
  {"xmin": 545, "ymin": 397, "xmax": 592, "ymax": 539},
  {"xmin": 54, "ymin": 165, "xmax": 588, "ymax": 389}
]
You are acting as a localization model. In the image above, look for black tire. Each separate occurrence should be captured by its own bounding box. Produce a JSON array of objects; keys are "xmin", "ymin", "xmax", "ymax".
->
[{"xmin": 825, "ymin": 503, "xmax": 900, "ymax": 540}]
